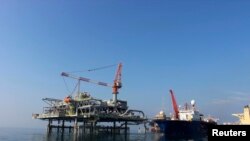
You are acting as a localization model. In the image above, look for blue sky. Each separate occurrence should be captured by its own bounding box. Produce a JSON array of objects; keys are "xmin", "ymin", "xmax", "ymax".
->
[{"xmin": 0, "ymin": 0, "xmax": 250, "ymax": 128}]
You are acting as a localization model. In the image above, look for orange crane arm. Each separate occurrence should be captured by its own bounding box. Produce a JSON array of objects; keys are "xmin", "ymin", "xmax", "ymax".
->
[
  {"xmin": 170, "ymin": 89, "xmax": 179, "ymax": 119},
  {"xmin": 112, "ymin": 63, "xmax": 122, "ymax": 94}
]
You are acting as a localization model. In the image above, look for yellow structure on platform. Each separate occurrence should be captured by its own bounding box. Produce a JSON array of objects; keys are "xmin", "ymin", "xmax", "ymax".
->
[{"xmin": 232, "ymin": 105, "xmax": 250, "ymax": 125}]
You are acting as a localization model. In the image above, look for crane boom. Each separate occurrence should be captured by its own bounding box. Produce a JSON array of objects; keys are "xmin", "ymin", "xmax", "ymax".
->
[
  {"xmin": 61, "ymin": 72, "xmax": 112, "ymax": 87},
  {"xmin": 170, "ymin": 89, "xmax": 179, "ymax": 119}
]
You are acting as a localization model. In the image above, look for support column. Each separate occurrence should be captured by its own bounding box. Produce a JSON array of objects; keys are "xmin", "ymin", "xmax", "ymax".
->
[
  {"xmin": 90, "ymin": 122, "xmax": 93, "ymax": 133},
  {"xmin": 57, "ymin": 120, "xmax": 60, "ymax": 133},
  {"xmin": 125, "ymin": 121, "xmax": 128, "ymax": 134},
  {"xmin": 144, "ymin": 122, "xmax": 147, "ymax": 134},
  {"xmin": 61, "ymin": 120, "xmax": 65, "ymax": 133},
  {"xmin": 47, "ymin": 119, "xmax": 52, "ymax": 134},
  {"xmin": 93, "ymin": 122, "xmax": 96, "ymax": 133},
  {"xmin": 113, "ymin": 121, "xmax": 116, "ymax": 134},
  {"xmin": 82, "ymin": 121, "xmax": 85, "ymax": 133},
  {"xmin": 74, "ymin": 118, "xmax": 78, "ymax": 133}
]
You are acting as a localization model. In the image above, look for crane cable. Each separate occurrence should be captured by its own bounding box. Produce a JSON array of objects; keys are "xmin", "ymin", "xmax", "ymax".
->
[
  {"xmin": 62, "ymin": 77, "xmax": 71, "ymax": 93},
  {"xmin": 66, "ymin": 63, "xmax": 117, "ymax": 74},
  {"xmin": 87, "ymin": 64, "xmax": 117, "ymax": 72},
  {"xmin": 62, "ymin": 77, "xmax": 79, "ymax": 96},
  {"xmin": 62, "ymin": 63, "xmax": 118, "ymax": 96}
]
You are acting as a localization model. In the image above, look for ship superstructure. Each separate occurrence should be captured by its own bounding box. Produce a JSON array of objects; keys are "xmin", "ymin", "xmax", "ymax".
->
[{"xmin": 232, "ymin": 104, "xmax": 250, "ymax": 125}]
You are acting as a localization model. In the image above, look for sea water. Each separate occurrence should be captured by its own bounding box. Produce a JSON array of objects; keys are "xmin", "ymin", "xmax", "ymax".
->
[{"xmin": 0, "ymin": 127, "xmax": 207, "ymax": 141}]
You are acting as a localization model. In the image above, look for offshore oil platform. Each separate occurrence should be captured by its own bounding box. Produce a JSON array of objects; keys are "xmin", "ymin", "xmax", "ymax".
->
[{"xmin": 32, "ymin": 63, "xmax": 147, "ymax": 134}]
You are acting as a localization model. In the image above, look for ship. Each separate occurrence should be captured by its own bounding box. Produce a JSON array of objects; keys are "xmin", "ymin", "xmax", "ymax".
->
[
  {"xmin": 232, "ymin": 104, "xmax": 250, "ymax": 125},
  {"xmin": 151, "ymin": 89, "xmax": 217, "ymax": 138}
]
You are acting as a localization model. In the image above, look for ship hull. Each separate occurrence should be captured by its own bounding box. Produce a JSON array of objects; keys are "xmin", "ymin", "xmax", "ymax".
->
[{"xmin": 154, "ymin": 120, "xmax": 216, "ymax": 138}]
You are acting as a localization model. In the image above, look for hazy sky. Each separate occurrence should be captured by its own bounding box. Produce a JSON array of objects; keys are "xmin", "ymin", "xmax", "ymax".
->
[{"xmin": 1, "ymin": 0, "xmax": 250, "ymax": 128}]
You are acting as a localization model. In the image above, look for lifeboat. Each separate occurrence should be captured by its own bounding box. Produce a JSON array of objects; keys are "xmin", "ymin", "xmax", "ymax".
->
[{"xmin": 64, "ymin": 96, "xmax": 71, "ymax": 103}]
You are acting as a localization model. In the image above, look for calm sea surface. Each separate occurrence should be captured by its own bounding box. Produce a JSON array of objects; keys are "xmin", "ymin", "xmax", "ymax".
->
[{"xmin": 0, "ymin": 128, "xmax": 207, "ymax": 141}]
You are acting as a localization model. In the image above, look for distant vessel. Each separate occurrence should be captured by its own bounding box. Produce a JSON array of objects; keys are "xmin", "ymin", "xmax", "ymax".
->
[
  {"xmin": 152, "ymin": 89, "xmax": 217, "ymax": 138},
  {"xmin": 232, "ymin": 104, "xmax": 250, "ymax": 125}
]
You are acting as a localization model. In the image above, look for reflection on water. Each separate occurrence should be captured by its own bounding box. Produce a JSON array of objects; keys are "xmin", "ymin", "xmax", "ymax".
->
[
  {"xmin": 44, "ymin": 130, "xmax": 207, "ymax": 141},
  {"xmin": 45, "ymin": 131, "xmax": 149, "ymax": 141},
  {"xmin": 0, "ymin": 128, "xmax": 207, "ymax": 141}
]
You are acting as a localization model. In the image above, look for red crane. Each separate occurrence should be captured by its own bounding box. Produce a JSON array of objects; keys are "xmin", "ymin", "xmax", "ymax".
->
[
  {"xmin": 112, "ymin": 63, "xmax": 122, "ymax": 103},
  {"xmin": 169, "ymin": 89, "xmax": 179, "ymax": 120},
  {"xmin": 112, "ymin": 63, "xmax": 122, "ymax": 94},
  {"xmin": 61, "ymin": 63, "xmax": 122, "ymax": 103}
]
